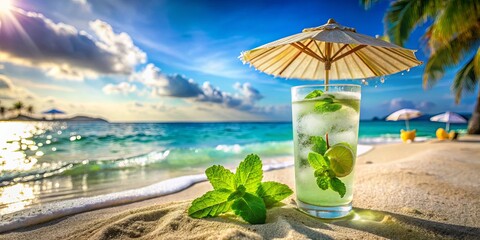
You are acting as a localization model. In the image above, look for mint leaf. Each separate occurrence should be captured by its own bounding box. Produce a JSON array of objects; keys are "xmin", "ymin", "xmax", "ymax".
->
[
  {"xmin": 235, "ymin": 154, "xmax": 263, "ymax": 193},
  {"xmin": 227, "ymin": 185, "xmax": 246, "ymax": 201},
  {"xmin": 330, "ymin": 177, "xmax": 346, "ymax": 198},
  {"xmin": 316, "ymin": 175, "xmax": 329, "ymax": 190},
  {"xmin": 310, "ymin": 136, "xmax": 327, "ymax": 155},
  {"xmin": 256, "ymin": 181, "xmax": 293, "ymax": 208},
  {"xmin": 320, "ymin": 97, "xmax": 334, "ymax": 104},
  {"xmin": 307, "ymin": 152, "xmax": 329, "ymax": 170},
  {"xmin": 188, "ymin": 189, "xmax": 233, "ymax": 218},
  {"xmin": 206, "ymin": 165, "xmax": 236, "ymax": 191},
  {"xmin": 315, "ymin": 103, "xmax": 342, "ymax": 113},
  {"xmin": 314, "ymin": 168, "xmax": 327, "ymax": 177},
  {"xmin": 231, "ymin": 192, "xmax": 266, "ymax": 224},
  {"xmin": 304, "ymin": 89, "xmax": 323, "ymax": 99}
]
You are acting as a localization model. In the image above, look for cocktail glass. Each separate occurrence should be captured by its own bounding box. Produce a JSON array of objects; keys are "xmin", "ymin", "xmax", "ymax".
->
[{"xmin": 291, "ymin": 84, "xmax": 361, "ymax": 219}]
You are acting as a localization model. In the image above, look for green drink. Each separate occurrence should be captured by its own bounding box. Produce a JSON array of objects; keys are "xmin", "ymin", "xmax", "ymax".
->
[{"xmin": 291, "ymin": 85, "xmax": 361, "ymax": 219}]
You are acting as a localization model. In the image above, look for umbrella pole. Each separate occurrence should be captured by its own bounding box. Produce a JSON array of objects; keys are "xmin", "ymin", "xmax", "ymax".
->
[
  {"xmin": 324, "ymin": 42, "xmax": 331, "ymax": 89},
  {"xmin": 405, "ymin": 118, "xmax": 410, "ymax": 131},
  {"xmin": 325, "ymin": 69, "xmax": 329, "ymax": 90},
  {"xmin": 446, "ymin": 122, "xmax": 450, "ymax": 132}
]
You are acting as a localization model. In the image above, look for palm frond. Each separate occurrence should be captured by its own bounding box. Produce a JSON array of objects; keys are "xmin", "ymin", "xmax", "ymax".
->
[
  {"xmin": 385, "ymin": 0, "xmax": 442, "ymax": 46},
  {"xmin": 474, "ymin": 47, "xmax": 480, "ymax": 77},
  {"xmin": 453, "ymin": 56, "xmax": 478, "ymax": 104},
  {"xmin": 423, "ymin": 26, "xmax": 480, "ymax": 88},
  {"xmin": 431, "ymin": 1, "xmax": 480, "ymax": 46}
]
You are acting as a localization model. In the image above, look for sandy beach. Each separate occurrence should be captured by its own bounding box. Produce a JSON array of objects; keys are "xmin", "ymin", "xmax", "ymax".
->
[{"xmin": 1, "ymin": 136, "xmax": 480, "ymax": 239}]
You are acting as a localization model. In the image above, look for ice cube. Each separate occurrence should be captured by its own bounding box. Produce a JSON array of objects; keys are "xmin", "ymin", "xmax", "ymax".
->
[
  {"xmin": 329, "ymin": 130, "xmax": 358, "ymax": 147},
  {"xmin": 331, "ymin": 107, "xmax": 359, "ymax": 132},
  {"xmin": 293, "ymin": 101, "xmax": 315, "ymax": 117},
  {"xmin": 298, "ymin": 113, "xmax": 331, "ymax": 136},
  {"xmin": 296, "ymin": 103, "xmax": 359, "ymax": 137},
  {"xmin": 299, "ymin": 145, "xmax": 312, "ymax": 160}
]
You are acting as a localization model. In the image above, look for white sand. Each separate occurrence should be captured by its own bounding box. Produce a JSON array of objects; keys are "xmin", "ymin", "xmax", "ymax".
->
[{"xmin": 1, "ymin": 136, "xmax": 479, "ymax": 239}]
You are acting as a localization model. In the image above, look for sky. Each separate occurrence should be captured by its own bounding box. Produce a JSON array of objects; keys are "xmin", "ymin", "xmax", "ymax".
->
[{"xmin": 0, "ymin": 0, "xmax": 477, "ymax": 122}]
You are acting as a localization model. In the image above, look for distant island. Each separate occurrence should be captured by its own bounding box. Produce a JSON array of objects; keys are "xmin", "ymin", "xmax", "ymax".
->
[
  {"xmin": 0, "ymin": 100, "xmax": 108, "ymax": 123},
  {"xmin": 1, "ymin": 114, "xmax": 109, "ymax": 123}
]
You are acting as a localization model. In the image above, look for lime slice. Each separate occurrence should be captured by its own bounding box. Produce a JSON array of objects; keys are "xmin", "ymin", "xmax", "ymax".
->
[{"xmin": 325, "ymin": 143, "xmax": 354, "ymax": 177}]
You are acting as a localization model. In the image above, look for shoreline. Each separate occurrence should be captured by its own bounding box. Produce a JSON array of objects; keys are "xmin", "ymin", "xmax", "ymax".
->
[{"xmin": 0, "ymin": 145, "xmax": 373, "ymax": 233}]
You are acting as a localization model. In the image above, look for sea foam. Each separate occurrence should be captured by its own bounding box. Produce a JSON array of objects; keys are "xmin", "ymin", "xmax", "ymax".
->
[
  {"xmin": 359, "ymin": 136, "xmax": 429, "ymax": 145},
  {"xmin": 0, "ymin": 146, "xmax": 372, "ymax": 233}
]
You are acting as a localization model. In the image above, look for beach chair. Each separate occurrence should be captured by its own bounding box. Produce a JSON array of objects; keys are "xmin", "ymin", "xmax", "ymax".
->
[{"xmin": 400, "ymin": 129, "xmax": 416, "ymax": 143}]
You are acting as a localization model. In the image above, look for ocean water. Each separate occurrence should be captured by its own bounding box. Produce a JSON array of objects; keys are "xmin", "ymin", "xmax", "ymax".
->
[{"xmin": 0, "ymin": 121, "xmax": 468, "ymax": 217}]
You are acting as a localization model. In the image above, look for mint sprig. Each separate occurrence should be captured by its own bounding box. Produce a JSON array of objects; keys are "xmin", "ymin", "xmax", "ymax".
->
[
  {"xmin": 310, "ymin": 136, "xmax": 327, "ymax": 155},
  {"xmin": 304, "ymin": 89, "xmax": 324, "ymax": 99},
  {"xmin": 188, "ymin": 154, "xmax": 293, "ymax": 224},
  {"xmin": 307, "ymin": 136, "xmax": 347, "ymax": 198},
  {"xmin": 304, "ymin": 90, "xmax": 359, "ymax": 113},
  {"xmin": 315, "ymin": 102, "xmax": 342, "ymax": 113}
]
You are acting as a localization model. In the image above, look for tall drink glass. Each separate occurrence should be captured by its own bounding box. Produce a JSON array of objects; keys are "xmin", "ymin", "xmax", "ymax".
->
[{"xmin": 291, "ymin": 84, "xmax": 361, "ymax": 219}]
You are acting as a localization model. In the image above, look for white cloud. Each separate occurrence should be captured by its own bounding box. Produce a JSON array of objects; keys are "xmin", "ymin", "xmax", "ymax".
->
[
  {"xmin": 72, "ymin": 0, "xmax": 88, "ymax": 6},
  {"xmin": 0, "ymin": 9, "xmax": 146, "ymax": 80},
  {"xmin": 89, "ymin": 20, "xmax": 146, "ymax": 71},
  {"xmin": 131, "ymin": 64, "xmax": 202, "ymax": 98},
  {"xmin": 102, "ymin": 82, "xmax": 137, "ymax": 95},
  {"xmin": 131, "ymin": 64, "xmax": 266, "ymax": 111},
  {"xmin": 9, "ymin": 77, "xmax": 75, "ymax": 92},
  {"xmin": 233, "ymin": 82, "xmax": 263, "ymax": 104},
  {"xmin": 71, "ymin": 0, "xmax": 91, "ymax": 12},
  {"xmin": 127, "ymin": 101, "xmax": 172, "ymax": 113},
  {"xmin": 388, "ymin": 98, "xmax": 416, "ymax": 111},
  {"xmin": 416, "ymin": 101, "xmax": 436, "ymax": 111},
  {"xmin": 126, "ymin": 63, "xmax": 290, "ymax": 119},
  {"xmin": 0, "ymin": 75, "xmax": 13, "ymax": 89},
  {"xmin": 378, "ymin": 98, "xmax": 438, "ymax": 115},
  {"xmin": 0, "ymin": 75, "xmax": 36, "ymax": 100}
]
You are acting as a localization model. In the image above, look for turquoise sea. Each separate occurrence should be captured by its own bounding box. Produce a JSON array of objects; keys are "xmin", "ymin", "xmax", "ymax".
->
[{"xmin": 0, "ymin": 121, "xmax": 468, "ymax": 215}]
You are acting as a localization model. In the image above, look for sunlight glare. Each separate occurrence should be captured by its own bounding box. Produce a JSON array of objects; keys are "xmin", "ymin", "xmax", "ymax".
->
[
  {"xmin": 0, "ymin": 122, "xmax": 39, "ymax": 172},
  {"xmin": 0, "ymin": 183, "xmax": 35, "ymax": 215},
  {"xmin": 0, "ymin": 0, "xmax": 13, "ymax": 13}
]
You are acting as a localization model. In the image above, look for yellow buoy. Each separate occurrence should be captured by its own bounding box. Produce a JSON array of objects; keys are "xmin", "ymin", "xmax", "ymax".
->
[
  {"xmin": 436, "ymin": 128, "xmax": 449, "ymax": 140},
  {"xmin": 400, "ymin": 129, "xmax": 416, "ymax": 143}
]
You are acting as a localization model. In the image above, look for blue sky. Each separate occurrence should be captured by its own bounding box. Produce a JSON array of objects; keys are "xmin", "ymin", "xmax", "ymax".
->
[{"xmin": 0, "ymin": 0, "xmax": 477, "ymax": 121}]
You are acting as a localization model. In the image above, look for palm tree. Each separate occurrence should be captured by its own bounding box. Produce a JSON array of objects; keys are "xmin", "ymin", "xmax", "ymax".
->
[
  {"xmin": 27, "ymin": 105, "xmax": 34, "ymax": 115},
  {"xmin": 13, "ymin": 101, "xmax": 24, "ymax": 116},
  {"xmin": 361, "ymin": 0, "xmax": 480, "ymax": 134}
]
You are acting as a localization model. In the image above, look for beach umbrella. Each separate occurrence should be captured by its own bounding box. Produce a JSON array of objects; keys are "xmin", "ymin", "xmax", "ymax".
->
[
  {"xmin": 386, "ymin": 109, "xmax": 422, "ymax": 131},
  {"xmin": 240, "ymin": 18, "xmax": 422, "ymax": 84},
  {"xmin": 42, "ymin": 108, "xmax": 66, "ymax": 120},
  {"xmin": 430, "ymin": 111, "xmax": 467, "ymax": 131}
]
